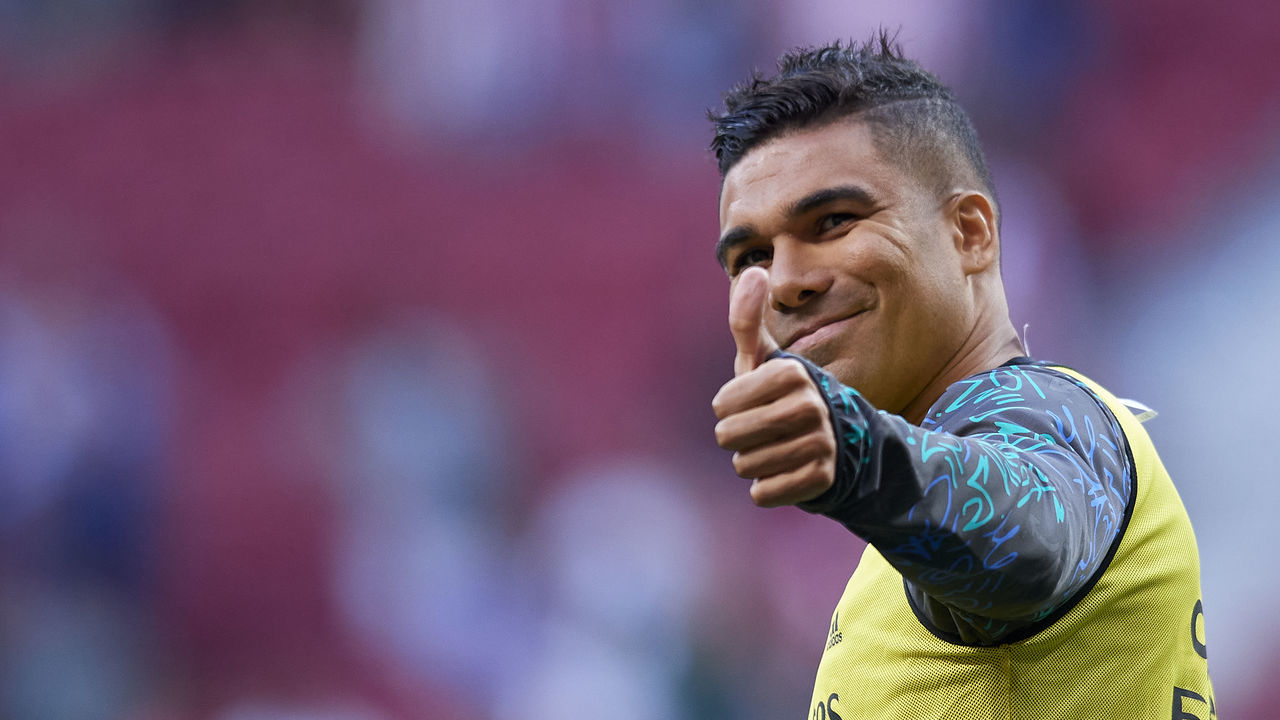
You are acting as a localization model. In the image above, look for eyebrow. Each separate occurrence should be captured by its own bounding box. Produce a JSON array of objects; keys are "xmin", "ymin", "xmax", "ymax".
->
[
  {"xmin": 715, "ymin": 225, "xmax": 755, "ymax": 268},
  {"xmin": 716, "ymin": 184, "xmax": 874, "ymax": 268},
  {"xmin": 789, "ymin": 184, "xmax": 874, "ymax": 217}
]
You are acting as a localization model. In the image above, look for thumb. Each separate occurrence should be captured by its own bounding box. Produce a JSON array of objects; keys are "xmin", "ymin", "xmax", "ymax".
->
[{"xmin": 729, "ymin": 266, "xmax": 780, "ymax": 376}]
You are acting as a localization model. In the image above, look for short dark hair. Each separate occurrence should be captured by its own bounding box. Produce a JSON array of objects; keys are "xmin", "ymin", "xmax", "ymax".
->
[{"xmin": 708, "ymin": 32, "xmax": 996, "ymax": 208}]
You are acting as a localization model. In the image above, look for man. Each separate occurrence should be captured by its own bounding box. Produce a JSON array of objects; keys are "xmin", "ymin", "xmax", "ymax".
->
[{"xmin": 708, "ymin": 34, "xmax": 1214, "ymax": 719}]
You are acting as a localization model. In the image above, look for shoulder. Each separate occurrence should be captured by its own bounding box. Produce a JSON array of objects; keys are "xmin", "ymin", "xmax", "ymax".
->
[
  {"xmin": 923, "ymin": 362, "xmax": 1132, "ymax": 472},
  {"xmin": 921, "ymin": 361, "xmax": 1080, "ymax": 417},
  {"xmin": 923, "ymin": 362, "xmax": 1104, "ymax": 426}
]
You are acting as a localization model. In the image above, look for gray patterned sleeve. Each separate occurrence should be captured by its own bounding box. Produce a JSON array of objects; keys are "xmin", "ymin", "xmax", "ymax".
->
[{"xmin": 784, "ymin": 353, "xmax": 1134, "ymax": 645}]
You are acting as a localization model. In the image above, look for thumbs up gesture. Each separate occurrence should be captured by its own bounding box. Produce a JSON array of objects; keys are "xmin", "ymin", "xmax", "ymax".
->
[
  {"xmin": 730, "ymin": 265, "xmax": 780, "ymax": 376},
  {"xmin": 712, "ymin": 267, "xmax": 837, "ymax": 507}
]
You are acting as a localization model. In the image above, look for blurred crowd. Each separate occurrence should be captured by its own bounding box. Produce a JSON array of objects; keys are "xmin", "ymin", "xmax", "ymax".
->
[{"xmin": 1, "ymin": 1, "xmax": 1279, "ymax": 718}]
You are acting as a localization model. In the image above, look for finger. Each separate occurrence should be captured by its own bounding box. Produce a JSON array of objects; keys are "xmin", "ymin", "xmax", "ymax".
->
[
  {"xmin": 729, "ymin": 266, "xmax": 779, "ymax": 376},
  {"xmin": 715, "ymin": 388, "xmax": 829, "ymax": 452},
  {"xmin": 748, "ymin": 458, "xmax": 836, "ymax": 508},
  {"xmin": 731, "ymin": 430, "xmax": 835, "ymax": 480},
  {"xmin": 712, "ymin": 357, "xmax": 814, "ymax": 420}
]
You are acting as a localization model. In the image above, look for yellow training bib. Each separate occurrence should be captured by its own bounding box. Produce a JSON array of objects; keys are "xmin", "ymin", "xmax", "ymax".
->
[{"xmin": 807, "ymin": 368, "xmax": 1213, "ymax": 720}]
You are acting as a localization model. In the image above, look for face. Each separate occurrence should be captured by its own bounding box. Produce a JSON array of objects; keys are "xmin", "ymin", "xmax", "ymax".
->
[{"xmin": 717, "ymin": 117, "xmax": 976, "ymax": 413}]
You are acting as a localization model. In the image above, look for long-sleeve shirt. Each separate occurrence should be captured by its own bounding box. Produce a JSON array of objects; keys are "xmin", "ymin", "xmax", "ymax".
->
[{"xmin": 786, "ymin": 353, "xmax": 1134, "ymax": 645}]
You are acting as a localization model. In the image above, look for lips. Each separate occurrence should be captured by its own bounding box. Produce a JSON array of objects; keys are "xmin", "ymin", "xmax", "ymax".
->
[{"xmin": 781, "ymin": 311, "xmax": 867, "ymax": 354}]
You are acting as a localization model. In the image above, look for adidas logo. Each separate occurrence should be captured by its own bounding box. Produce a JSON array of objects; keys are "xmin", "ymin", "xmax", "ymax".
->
[{"xmin": 826, "ymin": 611, "xmax": 843, "ymax": 650}]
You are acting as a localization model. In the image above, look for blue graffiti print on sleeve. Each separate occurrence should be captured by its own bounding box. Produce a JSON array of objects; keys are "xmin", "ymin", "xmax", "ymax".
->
[{"xmin": 807, "ymin": 360, "xmax": 1133, "ymax": 643}]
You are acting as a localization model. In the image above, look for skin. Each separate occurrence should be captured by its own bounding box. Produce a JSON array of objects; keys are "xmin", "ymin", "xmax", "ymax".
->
[{"xmin": 710, "ymin": 116, "xmax": 1024, "ymax": 507}]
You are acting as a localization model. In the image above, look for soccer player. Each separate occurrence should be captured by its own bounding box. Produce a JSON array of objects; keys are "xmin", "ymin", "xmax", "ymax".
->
[{"xmin": 708, "ymin": 33, "xmax": 1214, "ymax": 718}]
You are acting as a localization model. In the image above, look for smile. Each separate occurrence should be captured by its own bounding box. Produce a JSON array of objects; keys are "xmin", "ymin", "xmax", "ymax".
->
[{"xmin": 784, "ymin": 312, "xmax": 867, "ymax": 354}]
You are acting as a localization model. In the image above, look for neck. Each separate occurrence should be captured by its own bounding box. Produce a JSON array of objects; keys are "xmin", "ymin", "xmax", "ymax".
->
[{"xmin": 899, "ymin": 319, "xmax": 1025, "ymax": 425}]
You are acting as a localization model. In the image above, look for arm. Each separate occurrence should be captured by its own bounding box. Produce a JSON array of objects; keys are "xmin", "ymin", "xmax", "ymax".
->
[{"xmin": 790, "ymin": 354, "xmax": 1133, "ymax": 645}]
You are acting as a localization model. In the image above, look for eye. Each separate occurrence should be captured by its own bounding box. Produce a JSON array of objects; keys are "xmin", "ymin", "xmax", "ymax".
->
[
  {"xmin": 817, "ymin": 213, "xmax": 858, "ymax": 234},
  {"xmin": 730, "ymin": 247, "xmax": 772, "ymax": 275}
]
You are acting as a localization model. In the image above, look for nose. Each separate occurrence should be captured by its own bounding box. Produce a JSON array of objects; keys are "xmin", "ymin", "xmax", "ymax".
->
[{"xmin": 768, "ymin": 237, "xmax": 833, "ymax": 310}]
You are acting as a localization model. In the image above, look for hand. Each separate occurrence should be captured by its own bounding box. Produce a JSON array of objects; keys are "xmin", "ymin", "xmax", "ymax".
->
[{"xmin": 712, "ymin": 267, "xmax": 837, "ymax": 507}]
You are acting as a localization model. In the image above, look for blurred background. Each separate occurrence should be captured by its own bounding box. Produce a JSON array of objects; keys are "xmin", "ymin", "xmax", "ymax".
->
[{"xmin": 1, "ymin": 0, "xmax": 1277, "ymax": 718}]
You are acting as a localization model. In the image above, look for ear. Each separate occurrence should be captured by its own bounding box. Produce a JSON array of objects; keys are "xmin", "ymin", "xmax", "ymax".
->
[{"xmin": 950, "ymin": 191, "xmax": 998, "ymax": 275}]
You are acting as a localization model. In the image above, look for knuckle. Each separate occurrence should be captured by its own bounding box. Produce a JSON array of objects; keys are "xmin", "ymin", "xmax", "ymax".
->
[
  {"xmin": 779, "ymin": 360, "xmax": 810, "ymax": 386},
  {"xmin": 760, "ymin": 358, "xmax": 798, "ymax": 383},
  {"xmin": 777, "ymin": 399, "xmax": 800, "ymax": 426},
  {"xmin": 801, "ymin": 432, "xmax": 828, "ymax": 458},
  {"xmin": 812, "ymin": 427, "xmax": 836, "ymax": 453},
  {"xmin": 800, "ymin": 381, "xmax": 826, "ymax": 403},
  {"xmin": 729, "ymin": 313, "xmax": 757, "ymax": 335},
  {"xmin": 784, "ymin": 394, "xmax": 824, "ymax": 427},
  {"xmin": 798, "ymin": 396, "xmax": 825, "ymax": 424},
  {"xmin": 806, "ymin": 461, "xmax": 835, "ymax": 493}
]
